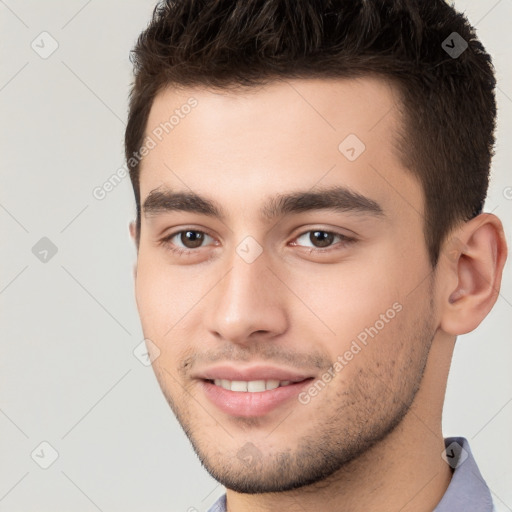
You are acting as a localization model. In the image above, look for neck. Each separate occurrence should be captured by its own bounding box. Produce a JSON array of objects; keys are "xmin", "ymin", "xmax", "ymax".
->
[{"xmin": 225, "ymin": 332, "xmax": 455, "ymax": 512}]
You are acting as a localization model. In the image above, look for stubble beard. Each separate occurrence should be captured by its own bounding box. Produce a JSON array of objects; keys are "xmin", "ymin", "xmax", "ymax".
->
[{"xmin": 154, "ymin": 301, "xmax": 436, "ymax": 494}]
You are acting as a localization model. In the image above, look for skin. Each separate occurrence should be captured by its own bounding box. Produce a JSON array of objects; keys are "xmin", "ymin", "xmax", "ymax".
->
[{"xmin": 129, "ymin": 77, "xmax": 507, "ymax": 512}]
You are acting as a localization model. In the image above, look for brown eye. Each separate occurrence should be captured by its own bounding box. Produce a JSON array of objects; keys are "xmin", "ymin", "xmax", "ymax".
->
[
  {"xmin": 293, "ymin": 229, "xmax": 356, "ymax": 252},
  {"xmin": 309, "ymin": 231, "xmax": 335, "ymax": 248},
  {"xmin": 179, "ymin": 230, "xmax": 205, "ymax": 249},
  {"xmin": 160, "ymin": 229, "xmax": 215, "ymax": 254}
]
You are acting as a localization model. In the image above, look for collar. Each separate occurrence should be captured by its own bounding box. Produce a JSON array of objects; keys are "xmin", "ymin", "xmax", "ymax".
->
[{"xmin": 433, "ymin": 436, "xmax": 493, "ymax": 511}]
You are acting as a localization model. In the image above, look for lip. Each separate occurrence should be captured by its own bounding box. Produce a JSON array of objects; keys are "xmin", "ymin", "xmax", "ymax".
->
[
  {"xmin": 194, "ymin": 364, "xmax": 315, "ymax": 417},
  {"xmin": 200, "ymin": 379, "xmax": 313, "ymax": 417},
  {"xmin": 194, "ymin": 364, "xmax": 313, "ymax": 382}
]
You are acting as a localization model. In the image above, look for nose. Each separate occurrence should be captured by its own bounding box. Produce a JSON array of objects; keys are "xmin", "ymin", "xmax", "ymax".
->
[{"xmin": 204, "ymin": 248, "xmax": 289, "ymax": 345}]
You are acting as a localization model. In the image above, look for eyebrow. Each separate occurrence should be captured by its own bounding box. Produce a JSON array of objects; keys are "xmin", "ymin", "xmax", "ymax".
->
[{"xmin": 142, "ymin": 185, "xmax": 384, "ymax": 222}]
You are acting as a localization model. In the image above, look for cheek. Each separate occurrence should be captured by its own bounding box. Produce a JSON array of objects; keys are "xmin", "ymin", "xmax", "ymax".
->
[
  {"xmin": 135, "ymin": 252, "xmax": 195, "ymax": 334},
  {"xmin": 317, "ymin": 299, "xmax": 430, "ymax": 424},
  {"xmin": 283, "ymin": 257, "xmax": 404, "ymax": 345},
  {"xmin": 134, "ymin": 253, "xmax": 210, "ymax": 371}
]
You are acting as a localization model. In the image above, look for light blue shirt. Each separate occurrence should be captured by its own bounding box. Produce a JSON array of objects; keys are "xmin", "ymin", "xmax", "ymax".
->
[{"xmin": 206, "ymin": 437, "xmax": 493, "ymax": 511}]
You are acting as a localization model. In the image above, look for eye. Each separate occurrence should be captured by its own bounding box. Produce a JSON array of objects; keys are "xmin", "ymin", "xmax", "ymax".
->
[
  {"xmin": 292, "ymin": 230, "xmax": 355, "ymax": 251},
  {"xmin": 159, "ymin": 228, "xmax": 356, "ymax": 258},
  {"xmin": 160, "ymin": 229, "xmax": 215, "ymax": 255}
]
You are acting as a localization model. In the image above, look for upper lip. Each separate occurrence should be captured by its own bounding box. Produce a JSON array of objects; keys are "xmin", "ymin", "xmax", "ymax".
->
[{"xmin": 193, "ymin": 364, "xmax": 314, "ymax": 382}]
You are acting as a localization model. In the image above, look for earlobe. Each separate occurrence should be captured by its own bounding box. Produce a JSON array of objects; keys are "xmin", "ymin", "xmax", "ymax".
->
[
  {"xmin": 129, "ymin": 221, "xmax": 138, "ymax": 280},
  {"xmin": 129, "ymin": 220, "xmax": 136, "ymax": 241},
  {"xmin": 440, "ymin": 214, "xmax": 507, "ymax": 335},
  {"xmin": 129, "ymin": 220, "xmax": 140, "ymax": 251}
]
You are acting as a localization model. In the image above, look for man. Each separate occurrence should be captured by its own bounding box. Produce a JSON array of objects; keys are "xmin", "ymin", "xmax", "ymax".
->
[{"xmin": 125, "ymin": 0, "xmax": 508, "ymax": 510}]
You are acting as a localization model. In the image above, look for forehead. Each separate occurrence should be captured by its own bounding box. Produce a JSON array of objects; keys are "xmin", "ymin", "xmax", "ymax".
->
[
  {"xmin": 145, "ymin": 76, "xmax": 402, "ymax": 148},
  {"xmin": 139, "ymin": 76, "xmax": 422, "ymax": 224}
]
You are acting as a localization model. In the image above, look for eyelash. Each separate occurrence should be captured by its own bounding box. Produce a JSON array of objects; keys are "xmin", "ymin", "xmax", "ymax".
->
[{"xmin": 159, "ymin": 228, "xmax": 356, "ymax": 257}]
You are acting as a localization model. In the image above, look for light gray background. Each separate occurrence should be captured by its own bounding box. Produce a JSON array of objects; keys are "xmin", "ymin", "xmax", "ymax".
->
[{"xmin": 1, "ymin": 1, "xmax": 511, "ymax": 511}]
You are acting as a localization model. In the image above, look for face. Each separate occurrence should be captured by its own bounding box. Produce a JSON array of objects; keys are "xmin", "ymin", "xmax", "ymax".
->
[{"xmin": 133, "ymin": 77, "xmax": 438, "ymax": 492}]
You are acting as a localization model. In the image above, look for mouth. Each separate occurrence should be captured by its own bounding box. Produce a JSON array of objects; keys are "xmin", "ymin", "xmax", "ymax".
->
[
  {"xmin": 207, "ymin": 378, "xmax": 305, "ymax": 392},
  {"xmin": 199, "ymin": 376, "xmax": 315, "ymax": 417}
]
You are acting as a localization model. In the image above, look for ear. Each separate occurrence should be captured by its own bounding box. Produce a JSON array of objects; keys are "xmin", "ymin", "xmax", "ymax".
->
[
  {"xmin": 129, "ymin": 220, "xmax": 138, "ymax": 280},
  {"xmin": 439, "ymin": 213, "xmax": 508, "ymax": 335},
  {"xmin": 129, "ymin": 220, "xmax": 137, "ymax": 242}
]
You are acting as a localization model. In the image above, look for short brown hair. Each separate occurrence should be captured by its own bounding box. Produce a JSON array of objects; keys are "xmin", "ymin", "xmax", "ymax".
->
[{"xmin": 125, "ymin": 0, "xmax": 496, "ymax": 266}]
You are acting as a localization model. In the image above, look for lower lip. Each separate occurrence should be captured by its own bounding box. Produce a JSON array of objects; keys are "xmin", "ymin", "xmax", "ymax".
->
[{"xmin": 200, "ymin": 379, "xmax": 313, "ymax": 417}]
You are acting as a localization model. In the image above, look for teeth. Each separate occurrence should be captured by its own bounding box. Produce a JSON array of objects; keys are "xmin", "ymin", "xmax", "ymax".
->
[
  {"xmin": 247, "ymin": 380, "xmax": 266, "ymax": 392},
  {"xmin": 265, "ymin": 379, "xmax": 280, "ymax": 390},
  {"xmin": 212, "ymin": 379, "xmax": 294, "ymax": 392},
  {"xmin": 231, "ymin": 380, "xmax": 248, "ymax": 392}
]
